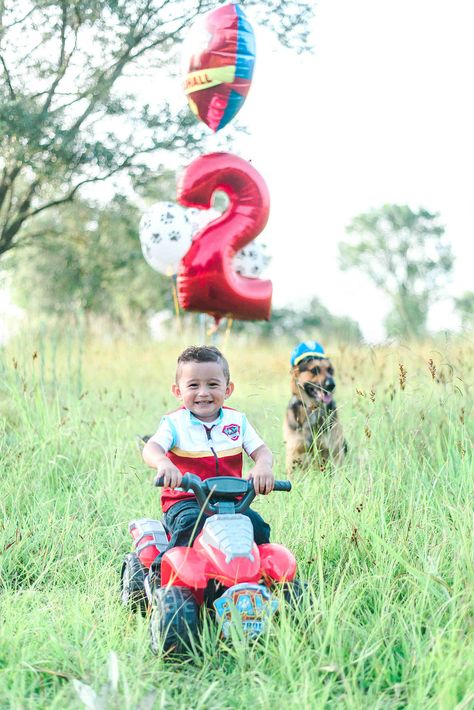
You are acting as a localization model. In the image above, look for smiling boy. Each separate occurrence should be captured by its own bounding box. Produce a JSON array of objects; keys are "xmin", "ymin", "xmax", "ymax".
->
[{"xmin": 142, "ymin": 345, "xmax": 274, "ymax": 586}]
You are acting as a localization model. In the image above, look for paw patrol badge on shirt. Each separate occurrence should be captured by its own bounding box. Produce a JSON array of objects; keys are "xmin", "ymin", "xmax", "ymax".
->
[
  {"xmin": 290, "ymin": 341, "xmax": 328, "ymax": 367},
  {"xmin": 222, "ymin": 424, "xmax": 240, "ymax": 441}
]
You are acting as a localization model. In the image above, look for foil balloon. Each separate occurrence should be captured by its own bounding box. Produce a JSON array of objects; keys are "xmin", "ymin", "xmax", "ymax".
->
[
  {"xmin": 183, "ymin": 4, "xmax": 256, "ymax": 132},
  {"xmin": 176, "ymin": 152, "xmax": 272, "ymax": 321},
  {"xmin": 189, "ymin": 206, "xmax": 269, "ymax": 276},
  {"xmin": 139, "ymin": 202, "xmax": 193, "ymax": 276}
]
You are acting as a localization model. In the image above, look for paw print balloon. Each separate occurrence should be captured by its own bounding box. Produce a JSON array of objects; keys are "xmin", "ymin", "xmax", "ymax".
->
[
  {"xmin": 139, "ymin": 202, "xmax": 193, "ymax": 276},
  {"xmin": 233, "ymin": 242, "xmax": 270, "ymax": 278}
]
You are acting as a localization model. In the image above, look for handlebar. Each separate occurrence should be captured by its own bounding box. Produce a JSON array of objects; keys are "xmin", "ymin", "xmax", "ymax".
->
[{"xmin": 154, "ymin": 474, "xmax": 291, "ymax": 515}]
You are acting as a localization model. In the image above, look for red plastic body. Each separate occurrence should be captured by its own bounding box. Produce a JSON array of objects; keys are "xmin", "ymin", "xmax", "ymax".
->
[
  {"xmin": 129, "ymin": 526, "xmax": 169, "ymax": 570},
  {"xmin": 129, "ymin": 515, "xmax": 297, "ymax": 606},
  {"xmin": 159, "ymin": 532, "xmax": 296, "ymax": 606}
]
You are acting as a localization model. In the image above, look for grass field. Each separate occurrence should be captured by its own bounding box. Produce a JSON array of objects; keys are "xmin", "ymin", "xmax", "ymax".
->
[{"xmin": 0, "ymin": 330, "xmax": 473, "ymax": 709}]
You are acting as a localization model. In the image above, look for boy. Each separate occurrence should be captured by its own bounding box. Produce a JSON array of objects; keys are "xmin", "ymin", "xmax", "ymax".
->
[{"xmin": 142, "ymin": 345, "xmax": 274, "ymax": 586}]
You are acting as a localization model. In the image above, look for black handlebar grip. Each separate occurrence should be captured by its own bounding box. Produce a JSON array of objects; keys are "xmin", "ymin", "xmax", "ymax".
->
[
  {"xmin": 180, "ymin": 472, "xmax": 191, "ymax": 491},
  {"xmin": 154, "ymin": 472, "xmax": 198, "ymax": 490},
  {"xmin": 273, "ymin": 480, "xmax": 292, "ymax": 492}
]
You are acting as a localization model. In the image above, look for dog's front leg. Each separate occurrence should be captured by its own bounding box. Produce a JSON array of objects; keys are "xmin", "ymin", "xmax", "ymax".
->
[{"xmin": 327, "ymin": 418, "xmax": 346, "ymax": 465}]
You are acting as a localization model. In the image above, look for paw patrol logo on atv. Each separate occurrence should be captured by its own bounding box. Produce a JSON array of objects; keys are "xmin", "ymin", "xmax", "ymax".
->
[{"xmin": 213, "ymin": 583, "xmax": 279, "ymax": 638}]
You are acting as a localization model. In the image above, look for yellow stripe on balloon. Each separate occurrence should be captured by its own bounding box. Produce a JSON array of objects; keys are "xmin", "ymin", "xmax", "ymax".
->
[
  {"xmin": 188, "ymin": 96, "xmax": 199, "ymax": 117},
  {"xmin": 184, "ymin": 65, "xmax": 236, "ymax": 95}
]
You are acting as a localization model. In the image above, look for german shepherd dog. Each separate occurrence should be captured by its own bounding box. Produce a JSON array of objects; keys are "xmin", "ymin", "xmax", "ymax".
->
[{"xmin": 283, "ymin": 356, "xmax": 347, "ymax": 473}]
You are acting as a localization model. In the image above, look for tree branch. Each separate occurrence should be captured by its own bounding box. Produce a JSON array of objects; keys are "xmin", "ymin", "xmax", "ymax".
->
[
  {"xmin": 0, "ymin": 164, "xmax": 22, "ymax": 213},
  {"xmin": 40, "ymin": 1, "xmax": 75, "ymax": 116},
  {"xmin": 0, "ymin": 53, "xmax": 15, "ymax": 99},
  {"xmin": 1, "ymin": 178, "xmax": 40, "ymax": 250},
  {"xmin": 3, "ymin": 6, "xmax": 38, "ymax": 32}
]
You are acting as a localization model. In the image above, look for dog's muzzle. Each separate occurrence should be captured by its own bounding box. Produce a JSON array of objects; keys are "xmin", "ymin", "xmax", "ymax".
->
[{"xmin": 303, "ymin": 380, "xmax": 335, "ymax": 404}]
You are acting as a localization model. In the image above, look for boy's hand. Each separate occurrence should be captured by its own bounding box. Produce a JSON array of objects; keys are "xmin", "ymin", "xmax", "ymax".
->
[
  {"xmin": 250, "ymin": 465, "xmax": 275, "ymax": 495},
  {"xmin": 154, "ymin": 461, "xmax": 182, "ymax": 489}
]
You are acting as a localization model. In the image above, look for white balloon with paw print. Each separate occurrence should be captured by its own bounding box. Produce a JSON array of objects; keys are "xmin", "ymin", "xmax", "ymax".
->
[
  {"xmin": 139, "ymin": 202, "xmax": 270, "ymax": 278},
  {"xmin": 139, "ymin": 202, "xmax": 193, "ymax": 276},
  {"xmin": 233, "ymin": 242, "xmax": 270, "ymax": 278}
]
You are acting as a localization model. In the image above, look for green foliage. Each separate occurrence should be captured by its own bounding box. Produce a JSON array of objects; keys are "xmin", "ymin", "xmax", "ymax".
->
[
  {"xmin": 454, "ymin": 291, "xmax": 474, "ymax": 330},
  {"xmin": 232, "ymin": 297, "xmax": 362, "ymax": 342},
  {"xmin": 8, "ymin": 195, "xmax": 171, "ymax": 324},
  {"xmin": 339, "ymin": 204, "xmax": 454, "ymax": 339},
  {"xmin": 0, "ymin": 0, "xmax": 314, "ymax": 257}
]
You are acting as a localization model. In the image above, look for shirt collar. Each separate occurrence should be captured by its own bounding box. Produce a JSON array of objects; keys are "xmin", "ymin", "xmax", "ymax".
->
[{"xmin": 188, "ymin": 408, "xmax": 224, "ymax": 426}]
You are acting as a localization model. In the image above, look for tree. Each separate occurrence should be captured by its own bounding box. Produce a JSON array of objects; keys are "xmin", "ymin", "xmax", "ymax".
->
[
  {"xmin": 454, "ymin": 292, "xmax": 474, "ymax": 331},
  {"xmin": 232, "ymin": 297, "xmax": 362, "ymax": 342},
  {"xmin": 9, "ymin": 194, "xmax": 173, "ymax": 325},
  {"xmin": 339, "ymin": 204, "xmax": 453, "ymax": 339},
  {"xmin": 0, "ymin": 0, "xmax": 314, "ymax": 258}
]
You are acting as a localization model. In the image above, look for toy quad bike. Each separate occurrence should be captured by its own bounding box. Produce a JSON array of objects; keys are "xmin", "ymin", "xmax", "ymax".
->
[{"xmin": 120, "ymin": 473, "xmax": 303, "ymax": 653}]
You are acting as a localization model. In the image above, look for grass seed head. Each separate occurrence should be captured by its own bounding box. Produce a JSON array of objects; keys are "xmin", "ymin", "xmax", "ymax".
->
[
  {"xmin": 428, "ymin": 358, "xmax": 437, "ymax": 380},
  {"xmin": 399, "ymin": 363, "xmax": 407, "ymax": 390}
]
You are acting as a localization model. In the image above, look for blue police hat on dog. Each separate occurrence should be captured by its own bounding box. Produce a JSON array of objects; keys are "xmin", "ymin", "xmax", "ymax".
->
[{"xmin": 290, "ymin": 340, "xmax": 328, "ymax": 367}]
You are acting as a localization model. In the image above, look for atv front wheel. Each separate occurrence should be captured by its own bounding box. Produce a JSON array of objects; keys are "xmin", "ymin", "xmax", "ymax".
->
[
  {"xmin": 149, "ymin": 586, "xmax": 199, "ymax": 655},
  {"xmin": 121, "ymin": 552, "xmax": 147, "ymax": 614}
]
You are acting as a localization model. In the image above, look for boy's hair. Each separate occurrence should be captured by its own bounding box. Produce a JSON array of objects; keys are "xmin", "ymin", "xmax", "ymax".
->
[{"xmin": 176, "ymin": 346, "xmax": 230, "ymax": 384}]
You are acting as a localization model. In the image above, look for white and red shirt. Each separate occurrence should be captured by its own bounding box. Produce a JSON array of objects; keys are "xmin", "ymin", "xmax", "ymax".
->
[{"xmin": 150, "ymin": 406, "xmax": 264, "ymax": 512}]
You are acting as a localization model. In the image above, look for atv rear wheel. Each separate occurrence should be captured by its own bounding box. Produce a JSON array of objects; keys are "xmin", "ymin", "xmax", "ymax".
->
[
  {"xmin": 121, "ymin": 552, "xmax": 147, "ymax": 614},
  {"xmin": 149, "ymin": 586, "xmax": 199, "ymax": 655},
  {"xmin": 281, "ymin": 579, "xmax": 309, "ymax": 608}
]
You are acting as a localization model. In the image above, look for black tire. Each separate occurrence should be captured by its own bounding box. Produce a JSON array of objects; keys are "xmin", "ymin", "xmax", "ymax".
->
[
  {"xmin": 149, "ymin": 586, "xmax": 199, "ymax": 655},
  {"xmin": 121, "ymin": 552, "xmax": 147, "ymax": 615},
  {"xmin": 281, "ymin": 579, "xmax": 309, "ymax": 608}
]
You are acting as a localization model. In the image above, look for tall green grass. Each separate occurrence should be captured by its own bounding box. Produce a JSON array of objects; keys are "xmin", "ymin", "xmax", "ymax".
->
[{"xmin": 0, "ymin": 331, "xmax": 472, "ymax": 708}]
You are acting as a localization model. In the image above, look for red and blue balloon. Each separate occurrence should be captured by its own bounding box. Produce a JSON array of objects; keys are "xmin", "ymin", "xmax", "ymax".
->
[{"xmin": 183, "ymin": 3, "xmax": 256, "ymax": 132}]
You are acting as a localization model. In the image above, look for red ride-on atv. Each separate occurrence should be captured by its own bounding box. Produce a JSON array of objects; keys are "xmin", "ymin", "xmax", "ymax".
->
[{"xmin": 120, "ymin": 473, "xmax": 303, "ymax": 654}]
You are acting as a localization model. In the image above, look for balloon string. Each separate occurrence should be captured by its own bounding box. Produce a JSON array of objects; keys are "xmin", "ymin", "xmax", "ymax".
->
[
  {"xmin": 207, "ymin": 318, "xmax": 220, "ymax": 343},
  {"xmin": 223, "ymin": 317, "xmax": 233, "ymax": 350},
  {"xmin": 171, "ymin": 276, "xmax": 181, "ymax": 330}
]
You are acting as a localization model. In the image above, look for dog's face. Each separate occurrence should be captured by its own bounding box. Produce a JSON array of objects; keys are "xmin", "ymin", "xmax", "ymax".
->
[{"xmin": 291, "ymin": 357, "xmax": 336, "ymax": 406}]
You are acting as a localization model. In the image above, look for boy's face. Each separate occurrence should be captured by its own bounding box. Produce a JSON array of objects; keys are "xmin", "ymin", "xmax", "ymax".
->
[{"xmin": 172, "ymin": 361, "xmax": 234, "ymax": 422}]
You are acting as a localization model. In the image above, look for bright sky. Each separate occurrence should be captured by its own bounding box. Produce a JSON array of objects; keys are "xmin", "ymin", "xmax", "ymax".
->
[
  {"xmin": 3, "ymin": 1, "xmax": 472, "ymax": 344},
  {"xmin": 200, "ymin": 0, "xmax": 474, "ymax": 341}
]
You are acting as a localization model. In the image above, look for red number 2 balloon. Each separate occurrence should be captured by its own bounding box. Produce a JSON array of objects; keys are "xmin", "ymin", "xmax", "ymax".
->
[{"xmin": 176, "ymin": 152, "xmax": 272, "ymax": 321}]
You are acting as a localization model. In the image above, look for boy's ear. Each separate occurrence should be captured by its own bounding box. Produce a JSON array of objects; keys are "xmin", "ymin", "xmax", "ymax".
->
[
  {"xmin": 171, "ymin": 383, "xmax": 182, "ymax": 399},
  {"xmin": 225, "ymin": 381, "xmax": 234, "ymax": 398}
]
